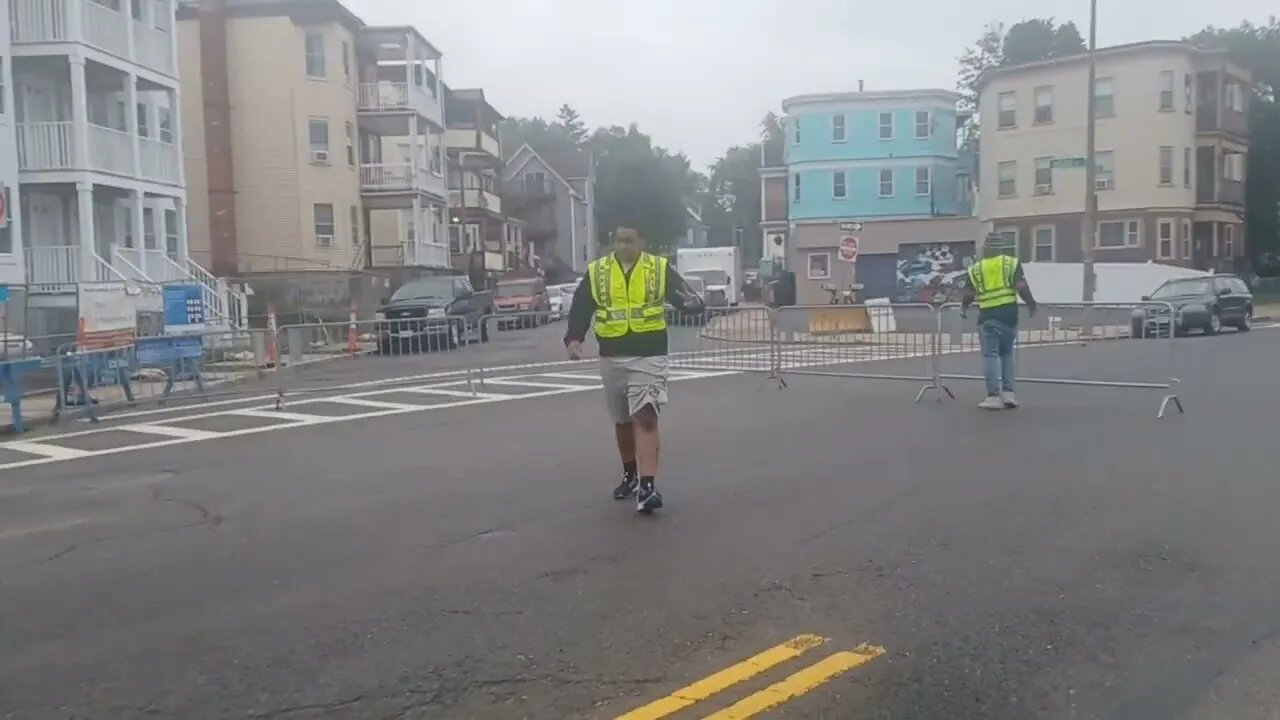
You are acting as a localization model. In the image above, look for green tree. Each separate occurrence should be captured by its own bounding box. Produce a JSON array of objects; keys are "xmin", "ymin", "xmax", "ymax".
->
[
  {"xmin": 498, "ymin": 116, "xmax": 577, "ymax": 161},
  {"xmin": 592, "ymin": 125, "xmax": 692, "ymax": 255},
  {"xmin": 1191, "ymin": 18, "xmax": 1280, "ymax": 270},
  {"xmin": 556, "ymin": 104, "xmax": 589, "ymax": 146},
  {"xmin": 701, "ymin": 145, "xmax": 764, "ymax": 263}
]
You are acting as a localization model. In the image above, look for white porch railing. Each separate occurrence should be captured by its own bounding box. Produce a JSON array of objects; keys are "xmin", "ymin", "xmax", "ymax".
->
[
  {"xmin": 27, "ymin": 245, "xmax": 128, "ymax": 291},
  {"xmin": 80, "ymin": 0, "xmax": 129, "ymax": 58},
  {"xmin": 420, "ymin": 242, "xmax": 450, "ymax": 269},
  {"xmin": 358, "ymin": 82, "xmax": 409, "ymax": 111},
  {"xmin": 111, "ymin": 245, "xmax": 150, "ymax": 282},
  {"xmin": 17, "ymin": 122, "xmax": 74, "ymax": 170},
  {"xmin": 361, "ymin": 163, "xmax": 421, "ymax": 191},
  {"xmin": 12, "ymin": 0, "xmax": 177, "ymax": 76},
  {"xmin": 88, "ymin": 123, "xmax": 134, "ymax": 175},
  {"xmin": 139, "ymin": 138, "xmax": 179, "ymax": 183},
  {"xmin": 133, "ymin": 21, "xmax": 173, "ymax": 75}
]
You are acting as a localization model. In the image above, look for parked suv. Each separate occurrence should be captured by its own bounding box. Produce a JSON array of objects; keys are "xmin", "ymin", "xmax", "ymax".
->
[
  {"xmin": 375, "ymin": 276, "xmax": 494, "ymax": 353},
  {"xmin": 493, "ymin": 278, "xmax": 552, "ymax": 329},
  {"xmin": 1132, "ymin": 274, "xmax": 1253, "ymax": 338}
]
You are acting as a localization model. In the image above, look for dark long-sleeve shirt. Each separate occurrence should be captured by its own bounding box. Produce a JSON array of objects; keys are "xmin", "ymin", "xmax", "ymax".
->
[{"xmin": 564, "ymin": 262, "xmax": 701, "ymax": 357}]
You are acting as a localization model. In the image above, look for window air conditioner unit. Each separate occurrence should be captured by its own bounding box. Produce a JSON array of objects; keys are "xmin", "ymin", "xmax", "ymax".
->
[
  {"xmin": 311, "ymin": 150, "xmax": 330, "ymax": 164},
  {"xmin": 316, "ymin": 234, "xmax": 334, "ymax": 248},
  {"xmin": 1035, "ymin": 184, "xmax": 1052, "ymax": 195},
  {"xmin": 1095, "ymin": 178, "xmax": 1112, "ymax": 190}
]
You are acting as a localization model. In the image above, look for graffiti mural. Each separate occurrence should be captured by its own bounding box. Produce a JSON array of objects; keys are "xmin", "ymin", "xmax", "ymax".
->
[{"xmin": 895, "ymin": 242, "xmax": 976, "ymax": 303}]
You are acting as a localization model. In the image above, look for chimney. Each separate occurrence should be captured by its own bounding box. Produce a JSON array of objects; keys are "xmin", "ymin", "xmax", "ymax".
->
[{"xmin": 198, "ymin": 0, "xmax": 239, "ymax": 276}]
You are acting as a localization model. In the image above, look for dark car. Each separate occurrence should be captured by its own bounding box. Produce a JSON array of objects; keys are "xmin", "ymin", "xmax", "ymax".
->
[
  {"xmin": 492, "ymin": 278, "xmax": 552, "ymax": 329},
  {"xmin": 1131, "ymin": 274, "xmax": 1253, "ymax": 338},
  {"xmin": 375, "ymin": 276, "xmax": 494, "ymax": 353}
]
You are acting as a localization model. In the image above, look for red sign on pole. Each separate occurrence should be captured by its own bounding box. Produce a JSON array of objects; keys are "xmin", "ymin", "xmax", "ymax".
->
[{"xmin": 838, "ymin": 236, "xmax": 859, "ymax": 263}]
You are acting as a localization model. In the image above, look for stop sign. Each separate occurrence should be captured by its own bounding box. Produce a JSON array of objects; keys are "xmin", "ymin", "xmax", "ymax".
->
[{"xmin": 838, "ymin": 235, "xmax": 859, "ymax": 262}]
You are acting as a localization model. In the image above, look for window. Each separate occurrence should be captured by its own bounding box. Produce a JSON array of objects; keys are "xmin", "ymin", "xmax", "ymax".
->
[
  {"xmin": 341, "ymin": 41, "xmax": 351, "ymax": 82},
  {"xmin": 143, "ymin": 208, "xmax": 156, "ymax": 249},
  {"xmin": 1159, "ymin": 146, "xmax": 1174, "ymax": 185},
  {"xmin": 122, "ymin": 211, "xmax": 134, "ymax": 249},
  {"xmin": 1223, "ymin": 224, "xmax": 1235, "ymax": 256},
  {"xmin": 997, "ymin": 161, "xmax": 1016, "ymax": 198},
  {"xmin": 350, "ymin": 206, "xmax": 360, "ymax": 247},
  {"xmin": 304, "ymin": 31, "xmax": 326, "ymax": 78},
  {"xmin": 1094, "ymin": 77, "xmax": 1114, "ymax": 117},
  {"xmin": 915, "ymin": 167, "xmax": 931, "ymax": 196},
  {"xmin": 914, "ymin": 111, "xmax": 930, "ymax": 139},
  {"xmin": 1222, "ymin": 152, "xmax": 1245, "ymax": 182},
  {"xmin": 878, "ymin": 112, "xmax": 893, "ymax": 140},
  {"xmin": 0, "ymin": 58, "xmax": 6, "ymax": 115},
  {"xmin": 0, "ymin": 188, "xmax": 10, "ymax": 254},
  {"xmin": 1184, "ymin": 147, "xmax": 1192, "ymax": 188},
  {"xmin": 345, "ymin": 122, "xmax": 355, "ymax": 166},
  {"xmin": 1157, "ymin": 219, "xmax": 1175, "ymax": 259},
  {"xmin": 1181, "ymin": 220, "xmax": 1192, "ymax": 258},
  {"xmin": 1224, "ymin": 81, "xmax": 1244, "ymax": 112},
  {"xmin": 832, "ymin": 171, "xmax": 847, "ymax": 199},
  {"xmin": 131, "ymin": 0, "xmax": 142, "ymax": 20},
  {"xmin": 1095, "ymin": 151, "xmax": 1115, "ymax": 190},
  {"xmin": 832, "ymin": 114, "xmax": 846, "ymax": 142},
  {"xmin": 314, "ymin": 203, "xmax": 335, "ymax": 246},
  {"xmin": 1159, "ymin": 71, "xmax": 1175, "ymax": 111},
  {"xmin": 136, "ymin": 103, "xmax": 149, "ymax": 137},
  {"xmin": 998, "ymin": 92, "xmax": 1017, "ymax": 129},
  {"xmin": 878, "ymin": 168, "xmax": 894, "ymax": 197},
  {"xmin": 1184, "ymin": 74, "xmax": 1194, "ymax": 113},
  {"xmin": 995, "ymin": 229, "xmax": 1019, "ymax": 256},
  {"xmin": 1033, "ymin": 226, "xmax": 1054, "ymax": 262},
  {"xmin": 164, "ymin": 208, "xmax": 178, "ymax": 258},
  {"xmin": 807, "ymin": 253, "xmax": 831, "ymax": 280},
  {"xmin": 1034, "ymin": 86, "xmax": 1053, "ymax": 124},
  {"xmin": 1034, "ymin": 157, "xmax": 1053, "ymax": 195},
  {"xmin": 792, "ymin": 119, "xmax": 801, "ymax": 144},
  {"xmin": 793, "ymin": 174, "xmax": 801, "ymax": 202},
  {"xmin": 1096, "ymin": 219, "xmax": 1140, "ymax": 248},
  {"xmin": 523, "ymin": 171, "xmax": 546, "ymax": 193},
  {"xmin": 158, "ymin": 106, "xmax": 173, "ymax": 143},
  {"xmin": 308, "ymin": 118, "xmax": 329, "ymax": 162}
]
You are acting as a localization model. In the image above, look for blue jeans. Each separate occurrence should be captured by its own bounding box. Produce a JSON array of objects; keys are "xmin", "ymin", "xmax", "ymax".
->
[{"xmin": 979, "ymin": 319, "xmax": 1016, "ymax": 396}]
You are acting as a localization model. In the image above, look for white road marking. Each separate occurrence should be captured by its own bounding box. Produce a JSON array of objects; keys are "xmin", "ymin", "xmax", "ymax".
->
[
  {"xmin": 537, "ymin": 372, "xmax": 605, "ymax": 381},
  {"xmin": 3, "ymin": 441, "xmax": 91, "ymax": 461},
  {"xmin": 315, "ymin": 397, "xmax": 425, "ymax": 411},
  {"xmin": 482, "ymin": 379, "xmax": 595, "ymax": 391},
  {"xmin": 392, "ymin": 386, "xmax": 514, "ymax": 400},
  {"xmin": 228, "ymin": 409, "xmax": 330, "ymax": 424},
  {"xmin": 127, "ymin": 424, "xmax": 222, "ymax": 441}
]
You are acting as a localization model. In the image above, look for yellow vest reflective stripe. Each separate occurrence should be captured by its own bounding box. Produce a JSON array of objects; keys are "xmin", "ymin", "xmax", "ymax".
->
[
  {"xmin": 967, "ymin": 256, "xmax": 1019, "ymax": 309},
  {"xmin": 588, "ymin": 253, "xmax": 668, "ymax": 338}
]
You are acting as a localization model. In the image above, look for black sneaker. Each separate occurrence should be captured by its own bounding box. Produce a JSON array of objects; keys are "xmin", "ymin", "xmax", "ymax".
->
[
  {"xmin": 613, "ymin": 475, "xmax": 639, "ymax": 500},
  {"xmin": 636, "ymin": 483, "xmax": 663, "ymax": 513}
]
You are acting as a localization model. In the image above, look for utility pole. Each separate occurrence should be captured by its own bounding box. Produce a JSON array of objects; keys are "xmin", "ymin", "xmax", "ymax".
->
[{"xmin": 1081, "ymin": 0, "xmax": 1098, "ymax": 301}]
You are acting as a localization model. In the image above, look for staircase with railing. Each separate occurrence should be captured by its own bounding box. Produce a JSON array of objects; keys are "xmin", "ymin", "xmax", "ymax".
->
[
  {"xmin": 26, "ymin": 245, "xmax": 132, "ymax": 293},
  {"xmin": 111, "ymin": 246, "xmax": 247, "ymax": 330}
]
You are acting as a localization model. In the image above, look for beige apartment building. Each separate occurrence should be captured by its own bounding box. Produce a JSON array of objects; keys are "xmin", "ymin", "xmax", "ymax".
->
[
  {"xmin": 177, "ymin": 0, "xmax": 449, "ymax": 276},
  {"xmin": 977, "ymin": 41, "xmax": 1251, "ymax": 271}
]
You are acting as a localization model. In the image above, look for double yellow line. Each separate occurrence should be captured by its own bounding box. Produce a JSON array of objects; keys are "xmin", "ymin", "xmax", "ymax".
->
[{"xmin": 614, "ymin": 634, "xmax": 885, "ymax": 719}]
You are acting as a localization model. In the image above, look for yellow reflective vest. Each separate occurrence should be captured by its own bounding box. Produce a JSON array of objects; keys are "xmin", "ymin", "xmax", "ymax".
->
[
  {"xmin": 588, "ymin": 253, "xmax": 668, "ymax": 338},
  {"xmin": 967, "ymin": 256, "xmax": 1020, "ymax": 310}
]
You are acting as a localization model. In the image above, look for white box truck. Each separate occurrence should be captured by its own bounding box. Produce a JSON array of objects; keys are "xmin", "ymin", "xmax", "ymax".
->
[{"xmin": 676, "ymin": 247, "xmax": 742, "ymax": 307}]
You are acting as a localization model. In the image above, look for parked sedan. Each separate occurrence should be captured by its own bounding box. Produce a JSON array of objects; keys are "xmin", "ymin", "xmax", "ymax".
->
[
  {"xmin": 1131, "ymin": 274, "xmax": 1253, "ymax": 338},
  {"xmin": 547, "ymin": 283, "xmax": 578, "ymax": 321}
]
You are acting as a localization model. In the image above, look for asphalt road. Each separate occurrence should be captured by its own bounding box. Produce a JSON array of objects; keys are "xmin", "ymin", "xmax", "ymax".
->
[{"xmin": 3, "ymin": 327, "xmax": 1280, "ymax": 718}]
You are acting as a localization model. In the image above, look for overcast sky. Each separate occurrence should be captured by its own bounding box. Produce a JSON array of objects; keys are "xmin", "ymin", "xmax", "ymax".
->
[{"xmin": 344, "ymin": 0, "xmax": 1275, "ymax": 171}]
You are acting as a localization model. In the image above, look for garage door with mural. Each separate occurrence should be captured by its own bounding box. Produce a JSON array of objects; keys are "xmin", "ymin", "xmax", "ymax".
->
[{"xmin": 895, "ymin": 242, "xmax": 976, "ymax": 304}]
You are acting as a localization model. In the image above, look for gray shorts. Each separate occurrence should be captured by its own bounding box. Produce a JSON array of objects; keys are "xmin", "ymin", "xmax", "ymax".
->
[{"xmin": 599, "ymin": 356, "xmax": 670, "ymax": 424}]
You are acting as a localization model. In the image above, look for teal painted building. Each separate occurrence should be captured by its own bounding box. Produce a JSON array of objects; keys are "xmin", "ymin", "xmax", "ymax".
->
[{"xmin": 782, "ymin": 90, "xmax": 971, "ymax": 221}]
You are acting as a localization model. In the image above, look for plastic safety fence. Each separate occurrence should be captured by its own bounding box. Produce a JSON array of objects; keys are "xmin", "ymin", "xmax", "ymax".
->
[
  {"xmin": 50, "ymin": 330, "xmax": 271, "ymax": 423},
  {"xmin": 769, "ymin": 303, "xmax": 942, "ymax": 384},
  {"xmin": 934, "ymin": 301, "xmax": 1184, "ymax": 418}
]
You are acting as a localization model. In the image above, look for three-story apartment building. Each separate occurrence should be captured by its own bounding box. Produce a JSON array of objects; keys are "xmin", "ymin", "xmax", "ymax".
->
[
  {"xmin": 10, "ymin": 0, "xmax": 239, "ymax": 332},
  {"xmin": 0, "ymin": 9, "xmax": 23, "ymax": 290},
  {"xmin": 977, "ymin": 41, "xmax": 1251, "ymax": 270},
  {"xmin": 178, "ymin": 0, "xmax": 450, "ymax": 275},
  {"xmin": 445, "ymin": 86, "xmax": 522, "ymax": 284},
  {"xmin": 766, "ymin": 89, "xmax": 978, "ymax": 303}
]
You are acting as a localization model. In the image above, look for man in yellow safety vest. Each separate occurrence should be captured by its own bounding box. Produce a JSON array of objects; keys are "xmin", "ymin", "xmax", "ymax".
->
[
  {"xmin": 564, "ymin": 227, "xmax": 705, "ymax": 513},
  {"xmin": 961, "ymin": 235, "xmax": 1038, "ymax": 410}
]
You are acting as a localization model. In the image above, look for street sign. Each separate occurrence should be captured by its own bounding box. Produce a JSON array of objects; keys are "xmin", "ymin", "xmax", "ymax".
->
[
  {"xmin": 839, "ymin": 222, "xmax": 864, "ymax": 232},
  {"xmin": 1050, "ymin": 157, "xmax": 1087, "ymax": 169},
  {"xmin": 838, "ymin": 236, "xmax": 859, "ymax": 263},
  {"xmin": 163, "ymin": 284, "xmax": 204, "ymax": 335}
]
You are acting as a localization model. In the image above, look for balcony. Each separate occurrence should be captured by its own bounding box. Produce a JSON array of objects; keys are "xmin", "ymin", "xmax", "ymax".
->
[
  {"xmin": 139, "ymin": 137, "xmax": 180, "ymax": 183},
  {"xmin": 449, "ymin": 187, "xmax": 502, "ymax": 215},
  {"xmin": 24, "ymin": 244, "xmax": 124, "ymax": 293},
  {"xmin": 11, "ymin": 0, "xmax": 176, "ymax": 77},
  {"xmin": 18, "ymin": 120, "xmax": 178, "ymax": 183},
  {"xmin": 88, "ymin": 123, "xmax": 134, "ymax": 175},
  {"xmin": 357, "ymin": 81, "xmax": 441, "ymax": 122},
  {"xmin": 359, "ymin": 163, "xmax": 445, "ymax": 198},
  {"xmin": 445, "ymin": 128, "xmax": 501, "ymax": 161},
  {"xmin": 17, "ymin": 121, "xmax": 74, "ymax": 170}
]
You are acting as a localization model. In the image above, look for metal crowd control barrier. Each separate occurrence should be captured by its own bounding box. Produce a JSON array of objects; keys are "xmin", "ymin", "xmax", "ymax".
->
[
  {"xmin": 696, "ymin": 300, "xmax": 1186, "ymax": 419},
  {"xmin": 934, "ymin": 301, "xmax": 1184, "ymax": 418}
]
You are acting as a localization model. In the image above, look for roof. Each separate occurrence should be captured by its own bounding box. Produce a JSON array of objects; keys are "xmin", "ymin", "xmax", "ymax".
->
[
  {"xmin": 176, "ymin": 0, "xmax": 363, "ymax": 29},
  {"xmin": 360, "ymin": 25, "xmax": 442, "ymax": 59},
  {"xmin": 537, "ymin": 146, "xmax": 592, "ymax": 180},
  {"xmin": 504, "ymin": 144, "xmax": 584, "ymax": 199},
  {"xmin": 975, "ymin": 40, "xmax": 1233, "ymax": 90},
  {"xmin": 782, "ymin": 89, "xmax": 960, "ymax": 112},
  {"xmin": 445, "ymin": 87, "xmax": 505, "ymax": 121}
]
